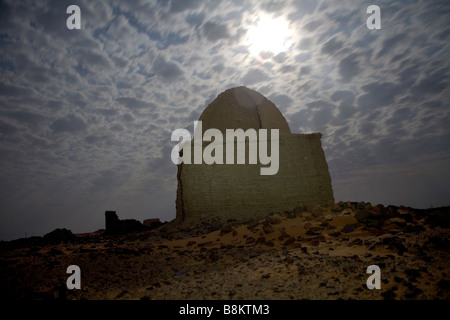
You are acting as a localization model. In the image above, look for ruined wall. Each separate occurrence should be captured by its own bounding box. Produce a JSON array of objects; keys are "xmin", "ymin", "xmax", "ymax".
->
[{"xmin": 176, "ymin": 133, "xmax": 334, "ymax": 223}]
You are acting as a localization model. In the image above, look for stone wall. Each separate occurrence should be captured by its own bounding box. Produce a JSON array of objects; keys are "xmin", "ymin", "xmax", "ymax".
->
[
  {"xmin": 176, "ymin": 133, "xmax": 334, "ymax": 223},
  {"xmin": 105, "ymin": 211, "xmax": 146, "ymax": 235}
]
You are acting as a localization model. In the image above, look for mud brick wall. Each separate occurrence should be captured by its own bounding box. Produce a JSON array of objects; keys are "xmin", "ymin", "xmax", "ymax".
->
[{"xmin": 176, "ymin": 133, "xmax": 334, "ymax": 223}]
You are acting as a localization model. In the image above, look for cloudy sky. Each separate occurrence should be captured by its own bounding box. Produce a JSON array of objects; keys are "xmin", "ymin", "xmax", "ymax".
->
[{"xmin": 0, "ymin": 0, "xmax": 449, "ymax": 240}]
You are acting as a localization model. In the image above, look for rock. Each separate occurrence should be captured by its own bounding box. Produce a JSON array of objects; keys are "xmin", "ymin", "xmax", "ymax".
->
[
  {"xmin": 384, "ymin": 217, "xmax": 407, "ymax": 227},
  {"xmin": 263, "ymin": 224, "xmax": 275, "ymax": 234},
  {"xmin": 326, "ymin": 223, "xmax": 337, "ymax": 230},
  {"xmin": 105, "ymin": 211, "xmax": 146, "ymax": 235},
  {"xmin": 405, "ymin": 269, "xmax": 421, "ymax": 282},
  {"xmin": 278, "ymin": 230, "xmax": 291, "ymax": 241},
  {"xmin": 285, "ymin": 257, "xmax": 295, "ymax": 264},
  {"xmin": 48, "ymin": 248, "xmax": 63, "ymax": 256},
  {"xmin": 246, "ymin": 219, "xmax": 260, "ymax": 230},
  {"xmin": 341, "ymin": 223, "xmax": 358, "ymax": 233},
  {"xmin": 398, "ymin": 205, "xmax": 409, "ymax": 214},
  {"xmin": 43, "ymin": 228, "xmax": 77, "ymax": 244},
  {"xmin": 375, "ymin": 203, "xmax": 385, "ymax": 212},
  {"xmin": 427, "ymin": 236, "xmax": 450, "ymax": 249},
  {"xmin": 256, "ymin": 236, "xmax": 266, "ymax": 244},
  {"xmin": 306, "ymin": 230, "xmax": 318, "ymax": 236},
  {"xmin": 143, "ymin": 218, "xmax": 162, "ymax": 229},
  {"xmin": 286, "ymin": 211, "xmax": 296, "ymax": 218},
  {"xmin": 404, "ymin": 285, "xmax": 423, "ymax": 299},
  {"xmin": 355, "ymin": 209, "xmax": 371, "ymax": 223},
  {"xmin": 294, "ymin": 205, "xmax": 306, "ymax": 216},
  {"xmin": 209, "ymin": 250, "xmax": 219, "ymax": 262},
  {"xmin": 368, "ymin": 228, "xmax": 383, "ymax": 236},
  {"xmin": 382, "ymin": 237, "xmax": 408, "ymax": 255},
  {"xmin": 367, "ymin": 218, "xmax": 383, "ymax": 228},
  {"xmin": 438, "ymin": 279, "xmax": 450, "ymax": 290},
  {"xmin": 197, "ymin": 241, "xmax": 213, "ymax": 247},
  {"xmin": 394, "ymin": 276, "xmax": 405, "ymax": 284},
  {"xmin": 331, "ymin": 204, "xmax": 341, "ymax": 212},
  {"xmin": 262, "ymin": 273, "xmax": 270, "ymax": 279},
  {"xmin": 264, "ymin": 240, "xmax": 275, "ymax": 247},
  {"xmin": 220, "ymin": 226, "xmax": 234, "ymax": 236},
  {"xmin": 246, "ymin": 237, "xmax": 256, "ymax": 245},
  {"xmin": 265, "ymin": 216, "xmax": 282, "ymax": 224},
  {"xmin": 381, "ymin": 288, "xmax": 397, "ymax": 300},
  {"xmin": 329, "ymin": 231, "xmax": 341, "ymax": 237},
  {"xmin": 424, "ymin": 209, "xmax": 450, "ymax": 228},
  {"xmin": 404, "ymin": 224, "xmax": 425, "ymax": 233},
  {"xmin": 356, "ymin": 201, "xmax": 366, "ymax": 209},
  {"xmin": 348, "ymin": 238, "xmax": 363, "ymax": 246},
  {"xmin": 312, "ymin": 206, "xmax": 325, "ymax": 218},
  {"xmin": 297, "ymin": 263, "xmax": 306, "ymax": 275},
  {"xmin": 283, "ymin": 237, "xmax": 296, "ymax": 246},
  {"xmin": 392, "ymin": 241, "xmax": 408, "ymax": 255},
  {"xmin": 105, "ymin": 211, "xmax": 119, "ymax": 231},
  {"xmin": 368, "ymin": 205, "xmax": 381, "ymax": 215}
]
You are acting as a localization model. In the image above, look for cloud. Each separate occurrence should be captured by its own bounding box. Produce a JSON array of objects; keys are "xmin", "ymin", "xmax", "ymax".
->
[
  {"xmin": 269, "ymin": 93, "xmax": 293, "ymax": 112},
  {"xmin": 321, "ymin": 37, "xmax": 343, "ymax": 55},
  {"xmin": 242, "ymin": 68, "xmax": 270, "ymax": 85},
  {"xmin": 50, "ymin": 114, "xmax": 87, "ymax": 133},
  {"xmin": 202, "ymin": 21, "xmax": 229, "ymax": 42},
  {"xmin": 273, "ymin": 52, "xmax": 287, "ymax": 63},
  {"xmin": 299, "ymin": 66, "xmax": 311, "ymax": 75},
  {"xmin": 375, "ymin": 33, "xmax": 409, "ymax": 59},
  {"xmin": 0, "ymin": 0, "xmax": 449, "ymax": 240},
  {"xmin": 259, "ymin": 0, "xmax": 290, "ymax": 12},
  {"xmin": 152, "ymin": 56, "xmax": 184, "ymax": 82},
  {"xmin": 170, "ymin": 0, "xmax": 202, "ymax": 13},
  {"xmin": 7, "ymin": 110, "xmax": 46, "ymax": 127},
  {"xmin": 357, "ymin": 82, "xmax": 403, "ymax": 110},
  {"xmin": 186, "ymin": 12, "xmax": 205, "ymax": 27},
  {"xmin": 90, "ymin": 168, "xmax": 129, "ymax": 192},
  {"xmin": 116, "ymin": 97, "xmax": 157, "ymax": 111},
  {"xmin": 385, "ymin": 107, "xmax": 414, "ymax": 126},
  {"xmin": 0, "ymin": 120, "xmax": 17, "ymax": 135},
  {"xmin": 412, "ymin": 67, "xmax": 449, "ymax": 96},
  {"xmin": 338, "ymin": 53, "xmax": 360, "ymax": 83},
  {"xmin": 0, "ymin": 82, "xmax": 34, "ymax": 97},
  {"xmin": 303, "ymin": 20, "xmax": 321, "ymax": 32},
  {"xmin": 331, "ymin": 90, "xmax": 355, "ymax": 105},
  {"xmin": 331, "ymin": 90, "xmax": 357, "ymax": 119}
]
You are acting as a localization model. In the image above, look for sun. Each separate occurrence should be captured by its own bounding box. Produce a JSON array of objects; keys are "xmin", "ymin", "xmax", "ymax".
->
[{"xmin": 247, "ymin": 15, "xmax": 293, "ymax": 57}]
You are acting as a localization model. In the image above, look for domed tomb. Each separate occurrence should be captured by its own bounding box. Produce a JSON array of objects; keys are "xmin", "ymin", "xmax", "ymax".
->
[
  {"xmin": 175, "ymin": 86, "xmax": 334, "ymax": 223},
  {"xmin": 198, "ymin": 86, "xmax": 291, "ymax": 134}
]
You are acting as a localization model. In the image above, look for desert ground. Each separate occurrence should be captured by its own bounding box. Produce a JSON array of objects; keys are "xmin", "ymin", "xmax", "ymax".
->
[{"xmin": 1, "ymin": 202, "xmax": 449, "ymax": 300}]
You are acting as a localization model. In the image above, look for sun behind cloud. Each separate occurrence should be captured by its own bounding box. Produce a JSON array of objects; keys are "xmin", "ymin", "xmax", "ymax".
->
[{"xmin": 247, "ymin": 15, "xmax": 294, "ymax": 57}]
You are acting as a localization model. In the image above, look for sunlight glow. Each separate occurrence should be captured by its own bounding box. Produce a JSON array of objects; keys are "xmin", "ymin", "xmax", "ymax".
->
[{"xmin": 247, "ymin": 15, "xmax": 293, "ymax": 57}]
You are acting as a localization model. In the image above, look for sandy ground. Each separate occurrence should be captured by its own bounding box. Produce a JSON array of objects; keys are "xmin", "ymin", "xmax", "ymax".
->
[{"xmin": 1, "ymin": 202, "xmax": 449, "ymax": 300}]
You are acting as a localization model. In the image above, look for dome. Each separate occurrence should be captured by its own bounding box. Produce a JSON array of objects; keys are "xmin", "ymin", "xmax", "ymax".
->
[{"xmin": 198, "ymin": 86, "xmax": 291, "ymax": 134}]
